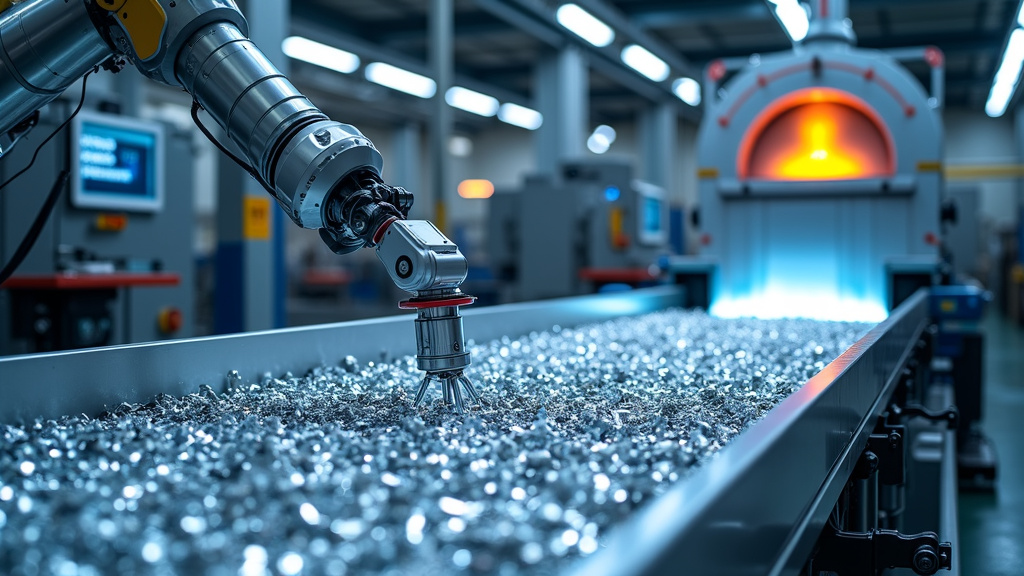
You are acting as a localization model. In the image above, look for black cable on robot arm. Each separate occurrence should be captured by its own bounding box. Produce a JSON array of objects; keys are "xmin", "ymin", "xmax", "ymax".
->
[
  {"xmin": 0, "ymin": 68, "xmax": 94, "ymax": 286},
  {"xmin": 0, "ymin": 69, "xmax": 94, "ymax": 193},
  {"xmin": 0, "ymin": 170, "xmax": 70, "ymax": 286},
  {"xmin": 189, "ymin": 101, "xmax": 277, "ymax": 197}
]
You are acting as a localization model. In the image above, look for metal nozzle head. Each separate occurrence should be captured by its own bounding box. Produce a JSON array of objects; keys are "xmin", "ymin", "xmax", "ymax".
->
[
  {"xmin": 406, "ymin": 301, "xmax": 482, "ymax": 413},
  {"xmin": 413, "ymin": 305, "xmax": 471, "ymax": 373}
]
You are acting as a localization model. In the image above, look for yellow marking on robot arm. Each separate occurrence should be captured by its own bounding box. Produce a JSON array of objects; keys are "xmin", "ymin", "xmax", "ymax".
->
[{"xmin": 96, "ymin": 0, "xmax": 167, "ymax": 61}]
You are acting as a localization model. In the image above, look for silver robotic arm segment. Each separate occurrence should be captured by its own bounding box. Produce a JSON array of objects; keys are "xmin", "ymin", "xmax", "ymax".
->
[
  {"xmin": 171, "ymin": 15, "xmax": 416, "ymax": 254},
  {"xmin": 375, "ymin": 220, "xmax": 469, "ymax": 294},
  {"xmin": 0, "ymin": 0, "xmax": 477, "ymax": 411},
  {"xmin": 0, "ymin": 0, "xmax": 113, "ymax": 141},
  {"xmin": 375, "ymin": 220, "xmax": 482, "ymax": 412},
  {"xmin": 86, "ymin": 0, "xmax": 409, "ymax": 250}
]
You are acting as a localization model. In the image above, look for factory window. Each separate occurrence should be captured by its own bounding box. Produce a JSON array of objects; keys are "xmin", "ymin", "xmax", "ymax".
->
[{"xmin": 739, "ymin": 88, "xmax": 894, "ymax": 181}]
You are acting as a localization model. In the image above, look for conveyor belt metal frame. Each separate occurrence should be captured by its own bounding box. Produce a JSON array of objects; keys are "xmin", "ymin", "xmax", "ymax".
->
[
  {"xmin": 570, "ymin": 289, "xmax": 931, "ymax": 576},
  {"xmin": 0, "ymin": 286, "xmax": 933, "ymax": 576},
  {"xmin": 0, "ymin": 286, "xmax": 683, "ymax": 423}
]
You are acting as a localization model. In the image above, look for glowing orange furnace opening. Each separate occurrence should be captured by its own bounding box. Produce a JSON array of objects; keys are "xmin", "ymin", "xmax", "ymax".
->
[{"xmin": 738, "ymin": 88, "xmax": 895, "ymax": 181}]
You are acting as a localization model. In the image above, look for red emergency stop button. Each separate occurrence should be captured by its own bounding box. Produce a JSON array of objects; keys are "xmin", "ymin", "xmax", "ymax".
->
[{"xmin": 158, "ymin": 307, "xmax": 183, "ymax": 334}]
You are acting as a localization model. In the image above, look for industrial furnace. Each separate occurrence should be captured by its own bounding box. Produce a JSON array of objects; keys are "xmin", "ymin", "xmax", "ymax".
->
[{"xmin": 693, "ymin": 0, "xmax": 945, "ymax": 321}]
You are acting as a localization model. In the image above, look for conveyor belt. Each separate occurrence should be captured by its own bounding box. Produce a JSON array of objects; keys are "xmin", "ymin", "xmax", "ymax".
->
[{"xmin": 0, "ymin": 300, "xmax": 869, "ymax": 575}]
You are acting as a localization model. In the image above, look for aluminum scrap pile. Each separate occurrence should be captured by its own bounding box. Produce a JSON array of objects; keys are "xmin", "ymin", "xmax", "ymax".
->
[{"xmin": 0, "ymin": 310, "xmax": 868, "ymax": 576}]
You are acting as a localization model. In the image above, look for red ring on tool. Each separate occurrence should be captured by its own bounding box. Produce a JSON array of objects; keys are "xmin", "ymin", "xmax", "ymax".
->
[
  {"xmin": 399, "ymin": 295, "xmax": 477, "ymax": 309},
  {"xmin": 372, "ymin": 217, "xmax": 399, "ymax": 245}
]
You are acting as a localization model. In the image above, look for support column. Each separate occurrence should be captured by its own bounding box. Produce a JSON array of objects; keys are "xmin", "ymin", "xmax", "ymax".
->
[
  {"xmin": 1016, "ymin": 111, "xmax": 1024, "ymax": 268},
  {"xmin": 392, "ymin": 122, "xmax": 424, "ymax": 217},
  {"xmin": 640, "ymin": 102, "xmax": 677, "ymax": 192},
  {"xmin": 535, "ymin": 46, "xmax": 588, "ymax": 176},
  {"xmin": 213, "ymin": 0, "xmax": 288, "ymax": 333},
  {"xmin": 114, "ymin": 72, "xmax": 143, "ymax": 117},
  {"xmin": 430, "ymin": 0, "xmax": 453, "ymax": 231}
]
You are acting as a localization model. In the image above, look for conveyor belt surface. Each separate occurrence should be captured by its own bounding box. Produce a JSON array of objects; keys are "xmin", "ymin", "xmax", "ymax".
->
[{"xmin": 0, "ymin": 310, "xmax": 868, "ymax": 575}]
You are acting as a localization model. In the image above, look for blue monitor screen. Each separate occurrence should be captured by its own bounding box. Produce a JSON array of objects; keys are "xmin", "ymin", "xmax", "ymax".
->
[
  {"xmin": 72, "ymin": 113, "xmax": 163, "ymax": 212},
  {"xmin": 643, "ymin": 196, "xmax": 662, "ymax": 234}
]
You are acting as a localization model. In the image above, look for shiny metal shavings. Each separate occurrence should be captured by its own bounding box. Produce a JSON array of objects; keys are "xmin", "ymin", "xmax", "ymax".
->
[{"xmin": 0, "ymin": 310, "xmax": 868, "ymax": 576}]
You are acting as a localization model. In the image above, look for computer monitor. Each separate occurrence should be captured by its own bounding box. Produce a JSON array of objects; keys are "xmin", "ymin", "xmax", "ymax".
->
[
  {"xmin": 633, "ymin": 180, "xmax": 667, "ymax": 246},
  {"xmin": 71, "ymin": 111, "xmax": 164, "ymax": 212}
]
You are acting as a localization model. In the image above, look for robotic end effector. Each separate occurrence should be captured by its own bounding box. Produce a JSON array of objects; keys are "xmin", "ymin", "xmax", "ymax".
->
[
  {"xmin": 373, "ymin": 219, "xmax": 482, "ymax": 414},
  {"xmin": 316, "ymin": 173, "xmax": 483, "ymax": 413}
]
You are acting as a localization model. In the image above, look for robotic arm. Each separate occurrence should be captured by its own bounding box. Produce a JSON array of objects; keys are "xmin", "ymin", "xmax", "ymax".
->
[{"xmin": 0, "ymin": 0, "xmax": 480, "ymax": 411}]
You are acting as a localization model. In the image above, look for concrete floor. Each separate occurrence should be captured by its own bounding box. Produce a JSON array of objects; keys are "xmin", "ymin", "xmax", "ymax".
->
[{"xmin": 959, "ymin": 313, "xmax": 1024, "ymax": 575}]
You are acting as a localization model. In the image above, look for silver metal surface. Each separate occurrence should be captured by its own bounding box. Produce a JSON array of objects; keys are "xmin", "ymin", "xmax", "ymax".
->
[
  {"xmin": 103, "ymin": 0, "xmax": 247, "ymax": 85},
  {"xmin": 174, "ymin": 21, "xmax": 384, "ymax": 230},
  {"xmin": 412, "ymin": 306, "xmax": 469, "ymax": 373},
  {"xmin": 375, "ymin": 220, "xmax": 468, "ymax": 294},
  {"xmin": 0, "ymin": 0, "xmax": 111, "ymax": 136},
  {"xmin": 0, "ymin": 286, "xmax": 684, "ymax": 424},
  {"xmin": 941, "ymin": 400, "xmax": 961, "ymax": 576},
  {"xmin": 0, "ymin": 296, "xmax": 865, "ymax": 575},
  {"xmin": 804, "ymin": 0, "xmax": 856, "ymax": 46},
  {"xmin": 568, "ymin": 289, "xmax": 930, "ymax": 576},
  {"xmin": 409, "ymin": 303, "xmax": 479, "ymax": 413}
]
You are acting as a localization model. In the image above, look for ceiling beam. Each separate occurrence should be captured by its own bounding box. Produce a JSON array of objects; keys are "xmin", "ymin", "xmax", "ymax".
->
[
  {"xmin": 621, "ymin": 0, "xmax": 772, "ymax": 28},
  {"xmin": 575, "ymin": 0, "xmax": 699, "ymax": 77},
  {"xmin": 361, "ymin": 11, "xmax": 514, "ymax": 45},
  {"xmin": 674, "ymin": 31, "xmax": 1004, "ymax": 64},
  {"xmin": 479, "ymin": 0, "xmax": 701, "ymax": 119},
  {"xmin": 290, "ymin": 18, "xmax": 532, "ymax": 106}
]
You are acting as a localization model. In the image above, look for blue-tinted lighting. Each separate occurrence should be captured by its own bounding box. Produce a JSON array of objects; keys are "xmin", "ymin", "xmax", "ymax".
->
[
  {"xmin": 604, "ymin": 186, "xmax": 621, "ymax": 202},
  {"xmin": 710, "ymin": 289, "xmax": 888, "ymax": 323}
]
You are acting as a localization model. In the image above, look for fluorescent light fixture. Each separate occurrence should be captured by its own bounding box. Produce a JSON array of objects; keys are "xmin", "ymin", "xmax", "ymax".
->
[
  {"xmin": 498, "ymin": 103, "xmax": 543, "ymax": 130},
  {"xmin": 768, "ymin": 0, "xmax": 810, "ymax": 43},
  {"xmin": 1018, "ymin": 2, "xmax": 1024, "ymax": 26},
  {"xmin": 365, "ymin": 62, "xmax": 436, "ymax": 99},
  {"xmin": 986, "ymin": 28, "xmax": 1024, "ymax": 117},
  {"xmin": 445, "ymin": 86, "xmax": 499, "ymax": 117},
  {"xmin": 672, "ymin": 77, "xmax": 701, "ymax": 106},
  {"xmin": 282, "ymin": 36, "xmax": 361, "ymax": 74},
  {"xmin": 621, "ymin": 44, "xmax": 670, "ymax": 82},
  {"xmin": 587, "ymin": 124, "xmax": 616, "ymax": 154},
  {"xmin": 556, "ymin": 3, "xmax": 615, "ymax": 47}
]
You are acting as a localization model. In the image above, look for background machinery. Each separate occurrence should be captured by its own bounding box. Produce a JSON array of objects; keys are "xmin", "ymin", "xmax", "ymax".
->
[
  {"xmin": 0, "ymin": 106, "xmax": 195, "ymax": 353},
  {"xmin": 490, "ymin": 159, "xmax": 668, "ymax": 301}
]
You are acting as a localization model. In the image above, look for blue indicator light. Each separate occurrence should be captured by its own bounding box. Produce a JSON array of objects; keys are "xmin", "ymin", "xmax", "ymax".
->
[{"xmin": 604, "ymin": 186, "xmax": 620, "ymax": 202}]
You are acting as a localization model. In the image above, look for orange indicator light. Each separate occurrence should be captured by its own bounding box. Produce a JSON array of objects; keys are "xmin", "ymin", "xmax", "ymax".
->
[{"xmin": 457, "ymin": 179, "xmax": 494, "ymax": 199}]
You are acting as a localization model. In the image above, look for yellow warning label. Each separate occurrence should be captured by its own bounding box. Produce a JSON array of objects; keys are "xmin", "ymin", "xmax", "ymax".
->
[
  {"xmin": 940, "ymin": 299, "xmax": 956, "ymax": 313},
  {"xmin": 243, "ymin": 196, "xmax": 272, "ymax": 241}
]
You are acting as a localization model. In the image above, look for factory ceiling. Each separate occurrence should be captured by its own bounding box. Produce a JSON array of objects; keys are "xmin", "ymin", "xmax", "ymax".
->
[{"xmin": 289, "ymin": 0, "xmax": 1019, "ymax": 127}]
